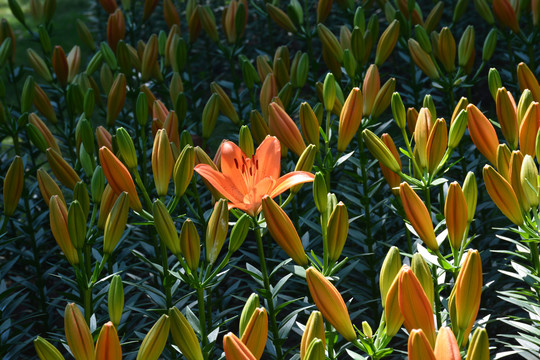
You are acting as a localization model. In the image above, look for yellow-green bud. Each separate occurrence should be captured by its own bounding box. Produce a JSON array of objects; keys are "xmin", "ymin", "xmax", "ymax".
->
[
  {"xmin": 180, "ymin": 219, "xmax": 200, "ymax": 271},
  {"xmin": 304, "ymin": 338, "xmax": 324, "ymax": 360},
  {"xmin": 322, "ymin": 73, "xmax": 336, "ymax": 111},
  {"xmin": 239, "ymin": 293, "xmax": 260, "ymax": 337},
  {"xmin": 411, "ymin": 253, "xmax": 434, "ymax": 307},
  {"xmin": 91, "ymin": 166, "xmax": 105, "ymax": 204},
  {"xmin": 206, "ymin": 199, "xmax": 229, "ymax": 265},
  {"xmin": 458, "ymin": 25, "xmax": 475, "ymax": 68},
  {"xmin": 229, "ymin": 213, "xmax": 251, "ymax": 253},
  {"xmin": 173, "ymin": 145, "xmax": 195, "ymax": 198},
  {"xmin": 327, "ymin": 202, "xmax": 348, "ymax": 263},
  {"xmin": 239, "ymin": 125, "xmax": 255, "ymax": 158},
  {"xmin": 462, "ymin": 171, "xmax": 477, "ymax": 223},
  {"xmin": 169, "ymin": 307, "xmax": 203, "ymax": 360},
  {"xmin": 423, "ymin": 94, "xmax": 437, "ymax": 120},
  {"xmin": 362, "ymin": 129, "xmax": 401, "ymax": 173},
  {"xmin": 391, "ymin": 92, "xmax": 406, "ymax": 130},
  {"xmin": 482, "ymin": 28, "xmax": 497, "ymax": 62},
  {"xmin": 202, "ymin": 93, "xmax": 219, "ymax": 139},
  {"xmin": 362, "ymin": 321, "xmax": 373, "ymax": 338},
  {"xmin": 21, "ymin": 76, "xmax": 35, "ymax": 114},
  {"xmin": 103, "ymin": 192, "xmax": 130, "ymax": 254},
  {"xmin": 211, "ymin": 81, "xmax": 239, "ymax": 124},
  {"xmin": 153, "ymin": 199, "xmax": 181, "ymax": 256},
  {"xmin": 313, "ymin": 172, "xmax": 328, "ymax": 214},
  {"xmin": 136, "ymin": 315, "xmax": 170, "ymax": 360},
  {"xmin": 291, "ymin": 52, "xmax": 309, "ymax": 88},
  {"xmin": 67, "ymin": 200, "xmax": 86, "ymax": 250},
  {"xmin": 27, "ymin": 49, "xmax": 52, "ymax": 82},
  {"xmin": 488, "ymin": 68, "xmax": 502, "ymax": 101},
  {"xmin": 34, "ymin": 336, "xmax": 65, "ymax": 360},
  {"xmin": 3, "ymin": 156, "xmax": 24, "ymax": 217},
  {"xmin": 448, "ymin": 109, "xmax": 468, "ymax": 150},
  {"xmin": 521, "ymin": 155, "xmax": 539, "ymax": 208},
  {"xmin": 108, "ymin": 275, "xmax": 124, "ymax": 328},
  {"xmin": 379, "ymin": 246, "xmax": 401, "ymax": 305},
  {"xmin": 100, "ymin": 42, "xmax": 117, "ymax": 70},
  {"xmin": 467, "ymin": 328, "xmax": 489, "ymax": 360}
]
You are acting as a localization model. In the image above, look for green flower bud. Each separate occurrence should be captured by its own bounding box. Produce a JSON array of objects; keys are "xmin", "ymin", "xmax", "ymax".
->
[
  {"xmin": 173, "ymin": 145, "xmax": 194, "ymax": 198},
  {"xmin": 206, "ymin": 199, "xmax": 229, "ymax": 265},
  {"xmin": 239, "ymin": 293, "xmax": 260, "ymax": 337},
  {"xmin": 153, "ymin": 199, "xmax": 181, "ymax": 255},
  {"xmin": 313, "ymin": 172, "xmax": 328, "ymax": 214},
  {"xmin": 202, "ymin": 93, "xmax": 219, "ymax": 139},
  {"xmin": 136, "ymin": 315, "xmax": 170, "ymax": 360},
  {"xmin": 91, "ymin": 166, "xmax": 105, "ymax": 204},
  {"xmin": 180, "ymin": 219, "xmax": 200, "ymax": 271},
  {"xmin": 323, "ymin": 73, "xmax": 336, "ymax": 111},
  {"xmin": 67, "ymin": 200, "xmax": 86, "ymax": 250},
  {"xmin": 100, "ymin": 42, "xmax": 117, "ymax": 70},
  {"xmin": 411, "ymin": 253, "xmax": 434, "ymax": 307},
  {"xmin": 379, "ymin": 246, "xmax": 401, "ymax": 305},
  {"xmin": 116, "ymin": 127, "xmax": 138, "ymax": 170},
  {"xmin": 488, "ymin": 68, "xmax": 502, "ymax": 101},
  {"xmin": 229, "ymin": 213, "xmax": 251, "ymax": 253},
  {"xmin": 108, "ymin": 275, "xmax": 124, "ymax": 328},
  {"xmin": 34, "ymin": 336, "xmax": 65, "ymax": 360},
  {"xmin": 169, "ymin": 308, "xmax": 203, "ymax": 360},
  {"xmin": 103, "ymin": 192, "xmax": 130, "ymax": 254}
]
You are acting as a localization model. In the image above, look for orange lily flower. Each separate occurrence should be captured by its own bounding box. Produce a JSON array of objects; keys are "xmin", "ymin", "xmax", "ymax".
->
[{"xmin": 195, "ymin": 136, "xmax": 315, "ymax": 216}]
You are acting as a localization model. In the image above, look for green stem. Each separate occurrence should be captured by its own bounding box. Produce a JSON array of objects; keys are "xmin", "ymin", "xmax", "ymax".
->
[
  {"xmin": 432, "ymin": 263, "xmax": 442, "ymax": 329},
  {"xmin": 253, "ymin": 222, "xmax": 283, "ymax": 360},
  {"xmin": 197, "ymin": 287, "xmax": 208, "ymax": 359},
  {"xmin": 161, "ymin": 239, "xmax": 172, "ymax": 309}
]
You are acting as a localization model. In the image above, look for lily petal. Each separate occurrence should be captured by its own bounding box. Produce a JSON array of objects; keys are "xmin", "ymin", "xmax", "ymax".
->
[
  {"xmin": 195, "ymin": 164, "xmax": 245, "ymax": 204},
  {"xmin": 253, "ymin": 136, "xmax": 281, "ymax": 183},
  {"xmin": 269, "ymin": 171, "xmax": 315, "ymax": 198},
  {"xmin": 220, "ymin": 141, "xmax": 249, "ymax": 194}
]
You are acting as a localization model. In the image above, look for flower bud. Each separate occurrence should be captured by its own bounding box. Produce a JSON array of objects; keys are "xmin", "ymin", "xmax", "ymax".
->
[
  {"xmin": 47, "ymin": 148, "xmax": 81, "ymax": 190},
  {"xmin": 173, "ymin": 145, "xmax": 194, "ymax": 198},
  {"xmin": 266, "ymin": 3, "xmax": 297, "ymax": 33},
  {"xmin": 240, "ymin": 308, "xmax": 268, "ymax": 359},
  {"xmin": 433, "ymin": 327, "xmax": 460, "ymax": 359},
  {"xmin": 178, "ymin": 219, "xmax": 199, "ymax": 271},
  {"xmin": 457, "ymin": 26, "xmax": 475, "ymax": 68},
  {"xmin": 482, "ymin": 28, "xmax": 497, "ymax": 62},
  {"xmin": 106, "ymin": 73, "xmax": 126, "ymax": 126},
  {"xmin": 467, "ymin": 104, "xmax": 499, "ymax": 165},
  {"xmin": 52, "ymin": 46, "xmax": 68, "ymax": 87},
  {"xmin": 372, "ymin": 78, "xmax": 395, "ymax": 118},
  {"xmin": 99, "ymin": 147, "xmax": 142, "ymax": 211},
  {"xmin": 201, "ymin": 93, "xmax": 219, "ymax": 139},
  {"xmin": 483, "ymin": 165, "xmax": 524, "ymax": 225},
  {"xmin": 408, "ymin": 329, "xmax": 436, "ymax": 360},
  {"xmin": 95, "ymin": 322, "xmax": 122, "ymax": 360},
  {"xmin": 141, "ymin": 34, "xmax": 158, "ymax": 82},
  {"xmin": 517, "ymin": 90, "xmax": 533, "ymax": 127},
  {"xmin": 306, "ymin": 267, "xmax": 356, "ymax": 341},
  {"xmin": 211, "ymin": 82, "xmax": 239, "ymax": 124},
  {"xmin": 291, "ymin": 52, "xmax": 309, "ymax": 88},
  {"xmin": 384, "ymin": 268, "xmax": 404, "ymax": 337},
  {"xmin": 313, "ymin": 172, "xmax": 328, "ymax": 214},
  {"xmin": 414, "ymin": 108, "xmax": 433, "ymax": 170},
  {"xmin": 317, "ymin": 24, "xmax": 343, "ymax": 62},
  {"xmin": 448, "ymin": 109, "xmax": 468, "ymax": 150},
  {"xmin": 268, "ymin": 102, "xmax": 306, "ymax": 156},
  {"xmin": 408, "ymin": 39, "xmax": 439, "ymax": 80},
  {"xmin": 224, "ymin": 332, "xmax": 257, "ymax": 360},
  {"xmin": 67, "ymin": 200, "xmax": 86, "ymax": 250},
  {"xmin": 399, "ymin": 182, "xmax": 438, "ymax": 251},
  {"xmin": 103, "ymin": 192, "xmax": 129, "ymax": 254},
  {"xmin": 399, "ymin": 267, "xmax": 436, "ymax": 347},
  {"xmin": 438, "ymin": 27, "xmax": 456, "ymax": 72},
  {"xmin": 517, "ymin": 62, "xmax": 540, "ymax": 102},
  {"xmin": 379, "ymin": 246, "xmax": 401, "ymax": 305},
  {"xmin": 301, "ymin": 311, "xmax": 325, "ymax": 360},
  {"xmin": 322, "ymin": 72, "xmax": 336, "ymax": 111},
  {"xmin": 474, "ymin": 0, "xmax": 494, "ymax": 24},
  {"xmin": 153, "ymin": 199, "xmax": 181, "ymax": 255},
  {"xmin": 33, "ymin": 84, "xmax": 57, "ymax": 123},
  {"xmin": 3, "ymin": 156, "xmax": 24, "ymax": 217},
  {"xmin": 520, "ymin": 103, "xmax": 540, "ymax": 157},
  {"xmin": 488, "ymin": 68, "xmax": 502, "ymax": 101},
  {"xmin": 27, "ymin": 49, "xmax": 52, "ymax": 82},
  {"xmin": 521, "ymin": 155, "xmax": 538, "ymax": 208},
  {"xmin": 37, "ymin": 168, "xmax": 65, "ymax": 207},
  {"xmin": 169, "ymin": 307, "xmax": 204, "ymax": 360},
  {"xmin": 509, "ymin": 151, "xmax": 530, "ymax": 212},
  {"xmin": 136, "ymin": 315, "xmax": 170, "ymax": 360},
  {"xmin": 362, "ymin": 129, "xmax": 401, "ymax": 173},
  {"xmin": 34, "ymin": 336, "xmax": 64, "ymax": 360},
  {"xmin": 304, "ymin": 339, "xmax": 324, "ymax": 360},
  {"xmin": 497, "ymin": 143, "xmax": 512, "ymax": 180},
  {"xmin": 64, "ymin": 304, "xmax": 93, "ymax": 359},
  {"xmin": 424, "ymin": 1, "xmax": 444, "ymax": 33},
  {"xmin": 411, "ymin": 254, "xmax": 434, "ymax": 307},
  {"xmin": 107, "ymin": 9, "xmax": 126, "ymax": 52},
  {"xmin": 99, "ymin": 0, "xmax": 118, "ymax": 13},
  {"xmin": 198, "ymin": 5, "xmax": 219, "ymax": 42},
  {"xmin": 493, "ymin": 0, "xmax": 520, "ymax": 33},
  {"xmin": 108, "ymin": 275, "xmax": 124, "ymax": 328},
  {"xmin": 0, "ymin": 19, "xmax": 15, "ymax": 62},
  {"xmin": 20, "ymin": 76, "xmax": 34, "ymax": 114},
  {"xmin": 152, "ymin": 129, "xmax": 173, "ymax": 196},
  {"xmin": 229, "ymin": 213, "xmax": 250, "ymax": 253},
  {"xmin": 115, "ymin": 128, "xmax": 137, "ymax": 170},
  {"xmin": 426, "ymin": 118, "xmax": 447, "ymax": 173},
  {"xmin": 337, "ymin": 87, "xmax": 362, "ymax": 152},
  {"xmin": 76, "ymin": 19, "xmax": 95, "ymax": 51},
  {"xmin": 98, "ymin": 185, "xmax": 118, "ymax": 229},
  {"xmin": 96, "ymin": 126, "xmax": 113, "ymax": 151},
  {"xmin": 467, "ymin": 328, "xmax": 490, "ymax": 360},
  {"xmin": 327, "ymin": 202, "xmax": 348, "ymax": 262},
  {"xmin": 206, "ymin": 199, "xmax": 229, "ymax": 265},
  {"xmin": 496, "ymin": 87, "xmax": 518, "ymax": 149},
  {"xmin": 391, "ymin": 92, "xmax": 406, "ymax": 130},
  {"xmin": 299, "ymin": 103, "xmax": 320, "ymax": 149},
  {"xmin": 375, "ymin": 20, "xmax": 400, "ymax": 66},
  {"xmin": 445, "ymin": 182, "xmax": 468, "ymax": 250}
]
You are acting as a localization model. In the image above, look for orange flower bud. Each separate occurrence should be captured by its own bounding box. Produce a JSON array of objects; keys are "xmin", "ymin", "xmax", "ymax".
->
[
  {"xmin": 384, "ymin": 272, "xmax": 404, "ymax": 337},
  {"xmin": 107, "ymin": 9, "xmax": 126, "ymax": 52},
  {"xmin": 483, "ymin": 165, "xmax": 524, "ymax": 225},
  {"xmin": 268, "ymin": 102, "xmax": 306, "ymax": 156},
  {"xmin": 493, "ymin": 0, "xmax": 520, "ymax": 33},
  {"xmin": 337, "ymin": 87, "xmax": 363, "ymax": 152},
  {"xmin": 407, "ymin": 107, "xmax": 419, "ymax": 136},
  {"xmin": 399, "ymin": 183, "xmax": 438, "ymax": 251},
  {"xmin": 65, "ymin": 303, "xmax": 93, "ymax": 359},
  {"xmin": 408, "ymin": 329, "xmax": 437, "ymax": 360},
  {"xmin": 449, "ymin": 249, "xmax": 482, "ymax": 346},
  {"xmin": 240, "ymin": 308, "xmax": 268, "ymax": 359},
  {"xmin": 3, "ymin": 156, "xmax": 24, "ymax": 217},
  {"xmin": 301, "ymin": 311, "xmax": 326, "ymax": 360},
  {"xmin": 261, "ymin": 196, "xmax": 308, "ymax": 266},
  {"xmin": 445, "ymin": 182, "xmax": 468, "ymax": 250},
  {"xmin": 222, "ymin": 0, "xmax": 238, "ymax": 43},
  {"xmin": 520, "ymin": 102, "xmax": 540, "ymax": 156},
  {"xmin": 50, "ymin": 196, "xmax": 78, "ymax": 265},
  {"xmin": 414, "ymin": 108, "xmax": 433, "ymax": 170},
  {"xmin": 180, "ymin": 219, "xmax": 200, "ymax": 271},
  {"xmin": 104, "ymin": 192, "xmax": 130, "ymax": 255},
  {"xmin": 517, "ymin": 62, "xmax": 540, "ymax": 102},
  {"xmin": 107, "ymin": 73, "xmax": 127, "ymax": 126},
  {"xmin": 433, "ymin": 327, "xmax": 460, "ymax": 360},
  {"xmin": 496, "ymin": 144, "xmax": 512, "ymax": 179},
  {"xmin": 223, "ymin": 332, "xmax": 257, "ymax": 360},
  {"xmin": 305, "ymin": 267, "xmax": 357, "ymax": 342},
  {"xmin": 327, "ymin": 202, "xmax": 348, "ymax": 262},
  {"xmin": 399, "ymin": 266, "xmax": 436, "ymax": 347},
  {"xmin": 99, "ymin": 146, "xmax": 142, "ymax": 212},
  {"xmin": 426, "ymin": 118, "xmax": 448, "ymax": 173},
  {"xmin": 95, "ymin": 322, "xmax": 122, "ymax": 360},
  {"xmin": 211, "ymin": 82, "xmax": 240, "ymax": 124},
  {"xmin": 37, "ymin": 168, "xmax": 65, "ymax": 207},
  {"xmin": 163, "ymin": 0, "xmax": 180, "ymax": 28},
  {"xmin": 99, "ymin": 0, "xmax": 118, "ymax": 13},
  {"xmin": 67, "ymin": 46, "xmax": 81, "ymax": 83},
  {"xmin": 98, "ymin": 185, "xmax": 118, "ymax": 229},
  {"xmin": 198, "ymin": 5, "xmax": 219, "ymax": 42},
  {"xmin": 52, "ymin": 45, "xmax": 68, "ymax": 87},
  {"xmin": 362, "ymin": 65, "xmax": 380, "ymax": 117},
  {"xmin": 46, "ymin": 148, "xmax": 81, "ymax": 190},
  {"xmin": 496, "ymin": 87, "xmax": 518, "ymax": 149},
  {"xmin": 96, "ymin": 126, "xmax": 113, "ymax": 151},
  {"xmin": 467, "ymin": 104, "xmax": 499, "ymax": 165}
]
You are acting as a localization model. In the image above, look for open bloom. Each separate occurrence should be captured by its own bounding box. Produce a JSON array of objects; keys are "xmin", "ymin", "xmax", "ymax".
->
[{"xmin": 195, "ymin": 136, "xmax": 315, "ymax": 216}]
